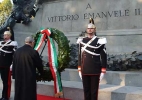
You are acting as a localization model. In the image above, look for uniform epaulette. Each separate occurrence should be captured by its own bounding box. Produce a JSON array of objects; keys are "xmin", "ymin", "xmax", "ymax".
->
[
  {"xmin": 9, "ymin": 41, "xmax": 18, "ymax": 46},
  {"xmin": 0, "ymin": 41, "xmax": 4, "ymax": 46},
  {"xmin": 76, "ymin": 37, "xmax": 84, "ymax": 44},
  {"xmin": 97, "ymin": 37, "xmax": 107, "ymax": 44}
]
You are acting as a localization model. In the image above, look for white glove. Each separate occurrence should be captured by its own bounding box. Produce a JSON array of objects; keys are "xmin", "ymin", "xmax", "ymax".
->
[
  {"xmin": 79, "ymin": 71, "xmax": 82, "ymax": 80},
  {"xmin": 10, "ymin": 64, "xmax": 13, "ymax": 71},
  {"xmin": 99, "ymin": 73, "xmax": 104, "ymax": 82}
]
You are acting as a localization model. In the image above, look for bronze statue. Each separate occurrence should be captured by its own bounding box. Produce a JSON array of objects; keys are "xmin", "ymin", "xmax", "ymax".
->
[{"xmin": 0, "ymin": 0, "xmax": 40, "ymax": 40}]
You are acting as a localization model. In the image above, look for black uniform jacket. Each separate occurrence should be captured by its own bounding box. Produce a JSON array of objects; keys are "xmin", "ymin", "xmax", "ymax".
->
[
  {"xmin": 0, "ymin": 40, "xmax": 17, "ymax": 67},
  {"xmin": 80, "ymin": 36, "xmax": 107, "ymax": 75}
]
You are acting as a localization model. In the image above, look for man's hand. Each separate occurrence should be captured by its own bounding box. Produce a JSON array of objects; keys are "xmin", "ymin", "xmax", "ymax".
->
[{"xmin": 100, "ymin": 73, "xmax": 104, "ymax": 82}]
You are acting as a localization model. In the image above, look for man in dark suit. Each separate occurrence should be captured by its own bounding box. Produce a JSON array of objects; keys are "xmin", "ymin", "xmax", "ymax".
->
[
  {"xmin": 77, "ymin": 18, "xmax": 107, "ymax": 100},
  {"xmin": 0, "ymin": 31, "xmax": 18, "ymax": 100},
  {"xmin": 12, "ymin": 36, "xmax": 43, "ymax": 100}
]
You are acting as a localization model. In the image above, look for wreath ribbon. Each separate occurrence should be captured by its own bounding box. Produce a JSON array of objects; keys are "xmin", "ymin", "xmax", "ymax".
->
[{"xmin": 34, "ymin": 28, "xmax": 63, "ymax": 97}]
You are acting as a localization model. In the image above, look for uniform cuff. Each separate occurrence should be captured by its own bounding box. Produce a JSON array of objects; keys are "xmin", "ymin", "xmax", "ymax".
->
[{"xmin": 101, "ymin": 68, "xmax": 106, "ymax": 73}]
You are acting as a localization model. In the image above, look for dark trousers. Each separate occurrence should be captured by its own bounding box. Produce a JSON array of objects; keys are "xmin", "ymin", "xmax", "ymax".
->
[
  {"xmin": 82, "ymin": 75, "xmax": 100, "ymax": 100},
  {"xmin": 0, "ymin": 68, "xmax": 11, "ymax": 99}
]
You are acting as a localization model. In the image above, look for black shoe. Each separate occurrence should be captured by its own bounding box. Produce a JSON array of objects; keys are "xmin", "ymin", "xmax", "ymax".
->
[{"xmin": 0, "ymin": 98, "xmax": 8, "ymax": 100}]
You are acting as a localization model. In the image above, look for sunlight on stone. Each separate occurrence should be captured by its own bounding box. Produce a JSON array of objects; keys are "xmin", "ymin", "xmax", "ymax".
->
[
  {"xmin": 138, "ymin": 0, "xmax": 142, "ymax": 2},
  {"xmin": 65, "ymin": 3, "xmax": 77, "ymax": 13},
  {"xmin": 95, "ymin": 18, "xmax": 101, "ymax": 23},
  {"xmin": 70, "ymin": 7, "xmax": 76, "ymax": 13},
  {"xmin": 65, "ymin": 3, "xmax": 71, "ymax": 9}
]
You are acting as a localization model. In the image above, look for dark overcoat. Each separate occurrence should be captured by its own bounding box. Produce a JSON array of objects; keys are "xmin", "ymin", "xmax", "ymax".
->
[{"xmin": 12, "ymin": 44, "xmax": 43, "ymax": 100}]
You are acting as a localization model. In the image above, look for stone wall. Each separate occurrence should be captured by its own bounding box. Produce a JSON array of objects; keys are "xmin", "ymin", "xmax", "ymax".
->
[{"xmin": 14, "ymin": 0, "xmax": 142, "ymax": 54}]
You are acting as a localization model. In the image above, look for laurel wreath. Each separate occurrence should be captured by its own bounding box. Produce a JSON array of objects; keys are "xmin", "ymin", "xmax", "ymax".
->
[{"xmin": 33, "ymin": 28, "xmax": 70, "ymax": 81}]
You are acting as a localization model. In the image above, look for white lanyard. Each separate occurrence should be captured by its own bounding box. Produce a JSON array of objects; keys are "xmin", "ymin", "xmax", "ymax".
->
[
  {"xmin": 0, "ymin": 40, "xmax": 13, "ymax": 53},
  {"xmin": 81, "ymin": 36, "xmax": 97, "ymax": 52},
  {"xmin": 80, "ymin": 41, "xmax": 102, "ymax": 49},
  {"xmin": 0, "ymin": 40, "xmax": 12, "ymax": 49}
]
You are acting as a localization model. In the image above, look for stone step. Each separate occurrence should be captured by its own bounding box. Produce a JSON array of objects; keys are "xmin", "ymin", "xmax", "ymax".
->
[
  {"xmin": 0, "ymin": 69, "xmax": 142, "ymax": 88},
  {"xmin": 37, "ymin": 80, "xmax": 142, "ymax": 100},
  {"xmin": 0, "ymin": 78, "xmax": 141, "ymax": 100},
  {"xmin": 61, "ymin": 69, "xmax": 142, "ymax": 87}
]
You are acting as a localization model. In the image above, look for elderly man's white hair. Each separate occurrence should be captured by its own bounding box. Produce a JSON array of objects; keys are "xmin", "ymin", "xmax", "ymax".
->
[
  {"xmin": 4, "ymin": 31, "xmax": 12, "ymax": 36},
  {"xmin": 25, "ymin": 36, "xmax": 34, "ymax": 43}
]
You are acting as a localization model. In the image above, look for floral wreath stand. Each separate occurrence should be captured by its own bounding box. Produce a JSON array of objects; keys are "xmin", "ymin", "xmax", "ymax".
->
[{"xmin": 33, "ymin": 28, "xmax": 70, "ymax": 98}]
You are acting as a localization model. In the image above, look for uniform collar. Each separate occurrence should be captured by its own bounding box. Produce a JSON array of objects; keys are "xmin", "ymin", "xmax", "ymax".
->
[
  {"xmin": 4, "ymin": 39, "xmax": 11, "ymax": 43},
  {"xmin": 87, "ymin": 35, "xmax": 97, "ymax": 39},
  {"xmin": 24, "ymin": 44, "xmax": 32, "ymax": 48}
]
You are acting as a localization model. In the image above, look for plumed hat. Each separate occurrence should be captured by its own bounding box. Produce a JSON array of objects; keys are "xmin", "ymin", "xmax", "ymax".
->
[
  {"xmin": 87, "ymin": 18, "xmax": 96, "ymax": 28},
  {"xmin": 4, "ymin": 27, "xmax": 12, "ymax": 36}
]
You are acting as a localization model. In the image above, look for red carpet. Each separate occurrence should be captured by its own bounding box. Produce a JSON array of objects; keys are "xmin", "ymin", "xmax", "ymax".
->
[{"xmin": 37, "ymin": 94, "xmax": 70, "ymax": 100}]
